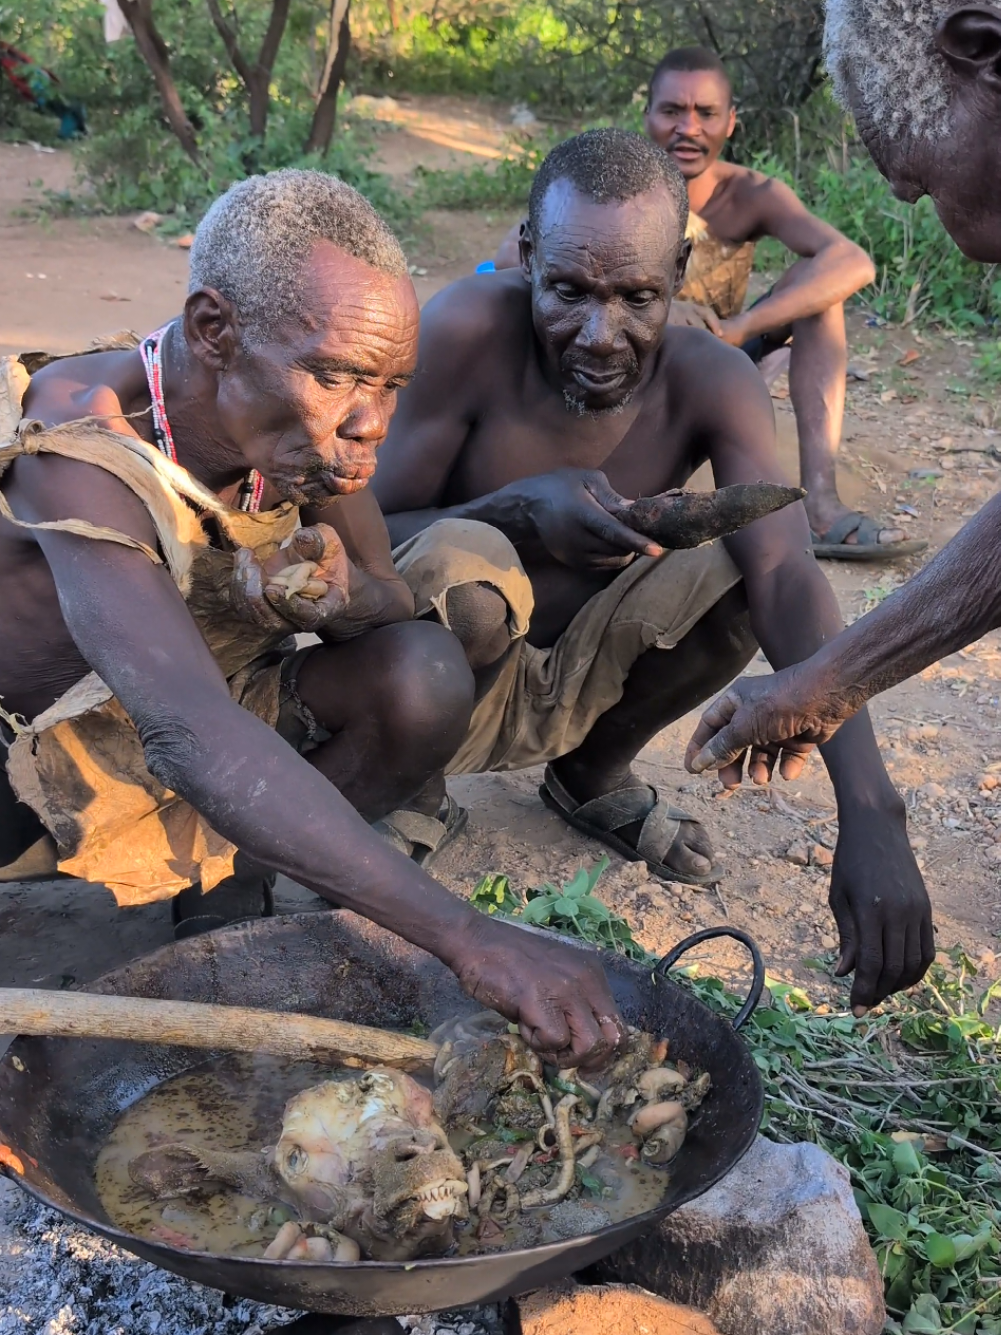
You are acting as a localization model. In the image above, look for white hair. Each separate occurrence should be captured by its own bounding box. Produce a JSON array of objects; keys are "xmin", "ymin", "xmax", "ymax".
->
[
  {"xmin": 825, "ymin": 0, "xmax": 948, "ymax": 140},
  {"xmin": 188, "ymin": 168, "xmax": 408, "ymax": 340}
]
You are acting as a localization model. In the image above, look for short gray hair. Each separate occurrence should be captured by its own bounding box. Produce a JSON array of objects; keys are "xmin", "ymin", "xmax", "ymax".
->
[
  {"xmin": 188, "ymin": 168, "xmax": 409, "ymax": 340},
  {"xmin": 825, "ymin": 0, "xmax": 947, "ymax": 141},
  {"xmin": 528, "ymin": 128, "xmax": 689, "ymax": 244}
]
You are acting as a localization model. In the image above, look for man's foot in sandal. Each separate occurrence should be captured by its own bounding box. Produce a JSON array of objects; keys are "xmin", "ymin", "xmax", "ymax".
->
[
  {"xmin": 539, "ymin": 762, "xmax": 722, "ymax": 885},
  {"xmin": 811, "ymin": 510, "xmax": 927, "ymax": 562},
  {"xmin": 373, "ymin": 792, "xmax": 468, "ymax": 869}
]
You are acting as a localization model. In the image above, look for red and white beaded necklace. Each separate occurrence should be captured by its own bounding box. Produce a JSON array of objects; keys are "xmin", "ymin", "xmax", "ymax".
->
[{"xmin": 138, "ymin": 323, "xmax": 266, "ymax": 514}]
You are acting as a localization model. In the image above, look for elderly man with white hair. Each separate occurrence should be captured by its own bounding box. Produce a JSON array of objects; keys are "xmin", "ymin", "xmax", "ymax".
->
[
  {"xmin": 0, "ymin": 168, "xmax": 624, "ymax": 1071},
  {"xmin": 825, "ymin": 0, "xmax": 1001, "ymax": 263}
]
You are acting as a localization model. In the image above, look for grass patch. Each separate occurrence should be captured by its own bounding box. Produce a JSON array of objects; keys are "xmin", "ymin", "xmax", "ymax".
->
[{"xmin": 412, "ymin": 150, "xmax": 539, "ymax": 213}]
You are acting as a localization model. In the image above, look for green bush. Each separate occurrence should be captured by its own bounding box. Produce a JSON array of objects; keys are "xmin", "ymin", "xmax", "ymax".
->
[
  {"xmin": 751, "ymin": 151, "xmax": 1001, "ymax": 328},
  {"xmin": 353, "ymin": 2, "xmax": 575, "ymax": 106},
  {"xmin": 411, "ymin": 139, "xmax": 545, "ymax": 212},
  {"xmin": 350, "ymin": 0, "xmax": 825, "ymax": 147},
  {"xmin": 0, "ymin": 0, "xmax": 418, "ymax": 238},
  {"xmin": 73, "ymin": 100, "xmax": 416, "ymax": 235}
]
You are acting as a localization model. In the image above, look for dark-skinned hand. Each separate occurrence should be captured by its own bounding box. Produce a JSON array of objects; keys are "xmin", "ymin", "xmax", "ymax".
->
[
  {"xmin": 668, "ymin": 300, "xmax": 723, "ymax": 336},
  {"xmin": 828, "ymin": 804, "xmax": 935, "ymax": 1015},
  {"xmin": 231, "ymin": 523, "xmax": 351, "ymax": 635},
  {"xmin": 684, "ymin": 666, "xmax": 851, "ymax": 787},
  {"xmin": 446, "ymin": 913, "xmax": 626, "ymax": 1070},
  {"xmin": 684, "ymin": 671, "xmax": 935, "ymax": 1014},
  {"xmin": 516, "ymin": 467, "xmax": 663, "ymax": 571}
]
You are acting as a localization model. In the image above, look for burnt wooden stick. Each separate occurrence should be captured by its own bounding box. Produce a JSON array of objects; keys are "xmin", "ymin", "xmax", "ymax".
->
[
  {"xmin": 616, "ymin": 483, "xmax": 806, "ymax": 549},
  {"xmin": 0, "ymin": 989, "xmax": 439, "ymax": 1069}
]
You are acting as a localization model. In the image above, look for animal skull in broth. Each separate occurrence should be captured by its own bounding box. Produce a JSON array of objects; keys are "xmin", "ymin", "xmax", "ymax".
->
[
  {"xmin": 125, "ymin": 1017, "xmax": 711, "ymax": 1260},
  {"xmin": 129, "ymin": 1067, "xmax": 468, "ymax": 1261}
]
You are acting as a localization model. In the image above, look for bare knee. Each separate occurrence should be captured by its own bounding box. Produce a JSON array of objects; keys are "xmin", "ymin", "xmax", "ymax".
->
[
  {"xmin": 444, "ymin": 582, "xmax": 511, "ymax": 670},
  {"xmin": 297, "ymin": 622, "xmax": 475, "ymax": 774},
  {"xmin": 792, "ymin": 301, "xmax": 846, "ymax": 345},
  {"xmin": 370, "ymin": 620, "xmax": 475, "ymax": 764}
]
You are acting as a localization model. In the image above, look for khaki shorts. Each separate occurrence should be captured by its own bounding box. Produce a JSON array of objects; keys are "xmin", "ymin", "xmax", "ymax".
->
[{"xmin": 393, "ymin": 519, "xmax": 743, "ymax": 776}]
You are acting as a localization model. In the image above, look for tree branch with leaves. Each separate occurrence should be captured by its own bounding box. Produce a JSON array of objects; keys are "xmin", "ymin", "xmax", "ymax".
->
[{"xmin": 203, "ymin": 0, "xmax": 293, "ymax": 138}]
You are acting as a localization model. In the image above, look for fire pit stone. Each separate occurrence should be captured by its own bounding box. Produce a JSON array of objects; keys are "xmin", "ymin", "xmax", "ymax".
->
[{"xmin": 594, "ymin": 1135, "xmax": 885, "ymax": 1335}]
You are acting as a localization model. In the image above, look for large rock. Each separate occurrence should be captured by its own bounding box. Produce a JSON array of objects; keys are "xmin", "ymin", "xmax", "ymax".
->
[
  {"xmin": 596, "ymin": 1136, "xmax": 885, "ymax": 1335},
  {"xmin": 511, "ymin": 1281, "xmax": 721, "ymax": 1335}
]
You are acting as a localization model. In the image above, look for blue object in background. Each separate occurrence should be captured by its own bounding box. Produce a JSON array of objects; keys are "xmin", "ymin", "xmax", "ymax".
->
[{"xmin": 475, "ymin": 261, "xmax": 496, "ymax": 274}]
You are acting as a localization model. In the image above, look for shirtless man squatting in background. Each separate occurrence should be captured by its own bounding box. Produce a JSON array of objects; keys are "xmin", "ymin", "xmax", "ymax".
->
[
  {"xmin": 374, "ymin": 128, "xmax": 934, "ymax": 1015},
  {"xmin": 0, "ymin": 167, "xmax": 622, "ymax": 1069}
]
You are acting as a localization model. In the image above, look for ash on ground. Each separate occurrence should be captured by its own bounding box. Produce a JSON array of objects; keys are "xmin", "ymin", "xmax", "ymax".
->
[{"xmin": 0, "ymin": 1181, "xmax": 499, "ymax": 1335}]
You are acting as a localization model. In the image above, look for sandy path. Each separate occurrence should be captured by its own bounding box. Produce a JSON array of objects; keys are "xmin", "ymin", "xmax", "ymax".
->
[{"xmin": 0, "ymin": 94, "xmax": 525, "ymax": 355}]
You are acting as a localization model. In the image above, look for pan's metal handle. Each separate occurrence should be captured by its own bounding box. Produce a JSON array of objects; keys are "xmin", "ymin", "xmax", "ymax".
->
[{"xmin": 655, "ymin": 926, "xmax": 765, "ymax": 1031}]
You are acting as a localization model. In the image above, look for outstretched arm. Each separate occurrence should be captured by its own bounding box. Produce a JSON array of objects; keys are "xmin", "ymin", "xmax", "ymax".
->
[
  {"xmin": 701, "ymin": 344, "xmax": 933, "ymax": 1011},
  {"xmin": 689, "ymin": 490, "xmax": 1001, "ymax": 770},
  {"xmin": 719, "ymin": 177, "xmax": 875, "ymax": 344},
  {"xmin": 6, "ymin": 452, "xmax": 625, "ymax": 1068}
]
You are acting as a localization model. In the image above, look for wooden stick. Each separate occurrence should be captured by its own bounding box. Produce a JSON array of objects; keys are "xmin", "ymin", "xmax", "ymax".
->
[{"xmin": 0, "ymin": 989, "xmax": 438, "ymax": 1069}]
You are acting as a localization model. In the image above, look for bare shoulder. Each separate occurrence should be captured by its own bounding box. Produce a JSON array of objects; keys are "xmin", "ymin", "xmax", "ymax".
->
[
  {"xmin": 660, "ymin": 327, "xmax": 773, "ymax": 422},
  {"xmin": 5, "ymin": 440, "xmax": 160, "ymax": 551},
  {"xmin": 22, "ymin": 347, "xmax": 147, "ymax": 428},
  {"xmin": 419, "ymin": 269, "xmax": 530, "ymax": 357},
  {"xmin": 721, "ymin": 162, "xmax": 798, "ymax": 211}
]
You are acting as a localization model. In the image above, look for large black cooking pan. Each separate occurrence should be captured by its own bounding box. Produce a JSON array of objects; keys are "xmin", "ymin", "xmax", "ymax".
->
[{"xmin": 0, "ymin": 913, "xmax": 764, "ymax": 1317}]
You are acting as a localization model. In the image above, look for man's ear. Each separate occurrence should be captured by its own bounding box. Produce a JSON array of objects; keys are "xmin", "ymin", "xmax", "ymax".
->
[
  {"xmin": 936, "ymin": 5, "xmax": 1001, "ymax": 90},
  {"xmin": 725, "ymin": 104, "xmax": 738, "ymax": 138},
  {"xmin": 672, "ymin": 238, "xmax": 693, "ymax": 296},
  {"xmin": 519, "ymin": 221, "xmax": 534, "ymax": 281},
  {"xmin": 183, "ymin": 289, "xmax": 240, "ymax": 371}
]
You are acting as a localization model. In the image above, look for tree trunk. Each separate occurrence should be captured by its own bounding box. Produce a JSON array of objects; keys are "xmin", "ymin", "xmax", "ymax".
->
[
  {"xmin": 304, "ymin": 0, "xmax": 350, "ymax": 156},
  {"xmin": 249, "ymin": 0, "xmax": 292, "ymax": 137},
  {"xmin": 386, "ymin": 0, "xmax": 397, "ymax": 29},
  {"xmin": 117, "ymin": 0, "xmax": 200, "ymax": 162},
  {"xmin": 247, "ymin": 71, "xmax": 271, "ymax": 139},
  {"xmin": 204, "ymin": 0, "xmax": 292, "ymax": 140}
]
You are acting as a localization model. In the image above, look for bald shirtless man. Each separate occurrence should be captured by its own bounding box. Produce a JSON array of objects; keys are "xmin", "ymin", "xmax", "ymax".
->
[
  {"xmin": 0, "ymin": 168, "xmax": 622, "ymax": 1068},
  {"xmin": 374, "ymin": 129, "xmax": 933, "ymax": 1015}
]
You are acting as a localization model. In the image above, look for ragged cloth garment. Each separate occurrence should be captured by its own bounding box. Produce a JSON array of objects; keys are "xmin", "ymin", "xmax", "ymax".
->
[
  {"xmin": 677, "ymin": 210, "xmax": 756, "ymax": 321},
  {"xmin": 0, "ymin": 337, "xmax": 300, "ymax": 905},
  {"xmin": 394, "ymin": 518, "xmax": 742, "ymax": 776}
]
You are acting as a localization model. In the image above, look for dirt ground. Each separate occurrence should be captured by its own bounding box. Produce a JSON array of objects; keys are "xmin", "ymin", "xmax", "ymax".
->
[{"xmin": 2, "ymin": 94, "xmax": 1000, "ymax": 1022}]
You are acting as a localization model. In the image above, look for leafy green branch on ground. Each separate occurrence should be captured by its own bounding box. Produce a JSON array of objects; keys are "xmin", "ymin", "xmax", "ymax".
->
[{"xmin": 472, "ymin": 864, "xmax": 1001, "ymax": 1334}]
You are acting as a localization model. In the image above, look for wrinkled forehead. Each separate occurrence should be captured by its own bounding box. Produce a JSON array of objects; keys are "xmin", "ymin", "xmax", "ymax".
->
[
  {"xmin": 534, "ymin": 179, "xmax": 682, "ymax": 279},
  {"xmin": 270, "ymin": 240, "xmax": 419, "ymax": 365},
  {"xmin": 650, "ymin": 67, "xmax": 732, "ymax": 108}
]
